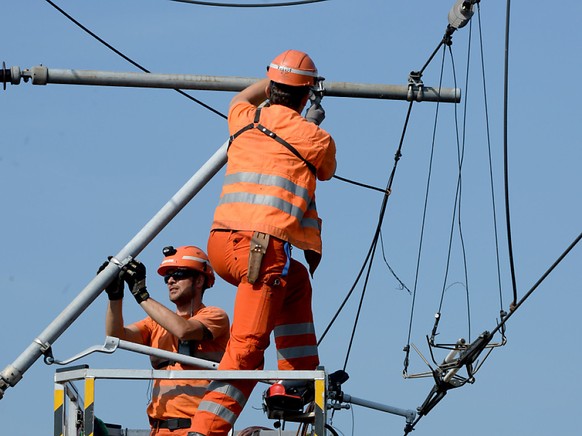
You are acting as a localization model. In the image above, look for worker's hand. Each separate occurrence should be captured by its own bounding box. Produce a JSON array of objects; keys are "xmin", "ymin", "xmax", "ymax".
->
[
  {"xmin": 97, "ymin": 259, "xmax": 124, "ymax": 301},
  {"xmin": 305, "ymin": 100, "xmax": 325, "ymax": 126},
  {"xmin": 123, "ymin": 260, "xmax": 150, "ymax": 304}
]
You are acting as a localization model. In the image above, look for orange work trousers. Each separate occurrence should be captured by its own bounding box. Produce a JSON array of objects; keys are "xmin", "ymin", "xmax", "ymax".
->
[{"xmin": 189, "ymin": 230, "xmax": 320, "ymax": 436}]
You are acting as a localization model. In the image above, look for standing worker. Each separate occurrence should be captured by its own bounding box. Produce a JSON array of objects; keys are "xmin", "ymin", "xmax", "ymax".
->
[
  {"xmin": 189, "ymin": 49, "xmax": 337, "ymax": 436},
  {"xmin": 102, "ymin": 245, "xmax": 230, "ymax": 436}
]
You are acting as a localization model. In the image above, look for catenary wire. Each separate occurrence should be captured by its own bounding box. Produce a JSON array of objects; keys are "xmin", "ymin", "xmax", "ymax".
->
[
  {"xmin": 477, "ymin": 3, "xmax": 505, "ymax": 311},
  {"xmin": 502, "ymin": 0, "xmax": 519, "ymax": 309},
  {"xmin": 402, "ymin": 45, "xmax": 447, "ymax": 375},
  {"xmin": 169, "ymin": 0, "xmax": 329, "ymax": 7},
  {"xmin": 457, "ymin": 37, "xmax": 472, "ymax": 343},
  {"xmin": 435, "ymin": 40, "xmax": 471, "ymax": 342}
]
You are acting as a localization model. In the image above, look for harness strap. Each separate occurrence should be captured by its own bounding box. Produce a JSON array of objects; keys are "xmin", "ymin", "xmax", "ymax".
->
[
  {"xmin": 228, "ymin": 107, "xmax": 317, "ymax": 176},
  {"xmin": 256, "ymin": 123, "xmax": 317, "ymax": 176}
]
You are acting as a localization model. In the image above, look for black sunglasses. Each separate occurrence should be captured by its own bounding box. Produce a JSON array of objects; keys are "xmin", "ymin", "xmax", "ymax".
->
[{"xmin": 164, "ymin": 269, "xmax": 194, "ymax": 284}]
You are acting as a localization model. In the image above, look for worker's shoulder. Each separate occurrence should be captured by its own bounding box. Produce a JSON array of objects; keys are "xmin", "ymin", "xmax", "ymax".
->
[
  {"xmin": 228, "ymin": 100, "xmax": 255, "ymax": 121},
  {"xmin": 197, "ymin": 304, "xmax": 229, "ymax": 318}
]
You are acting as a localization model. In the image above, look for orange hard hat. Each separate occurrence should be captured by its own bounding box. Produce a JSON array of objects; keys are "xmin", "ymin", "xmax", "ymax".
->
[
  {"xmin": 266, "ymin": 49, "xmax": 318, "ymax": 87},
  {"xmin": 157, "ymin": 245, "xmax": 215, "ymax": 288}
]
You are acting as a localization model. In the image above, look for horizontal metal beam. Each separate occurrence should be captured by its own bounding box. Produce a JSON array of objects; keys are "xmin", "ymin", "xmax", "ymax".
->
[
  {"xmin": 54, "ymin": 368, "xmax": 327, "ymax": 383},
  {"xmin": 2, "ymin": 65, "xmax": 460, "ymax": 103}
]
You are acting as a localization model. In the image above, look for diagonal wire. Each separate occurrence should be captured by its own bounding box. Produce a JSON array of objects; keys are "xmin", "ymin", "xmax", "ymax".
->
[{"xmin": 44, "ymin": 0, "xmax": 227, "ymax": 120}]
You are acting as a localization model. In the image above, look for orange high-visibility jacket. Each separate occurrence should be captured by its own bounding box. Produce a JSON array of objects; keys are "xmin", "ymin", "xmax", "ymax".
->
[{"xmin": 212, "ymin": 101, "xmax": 336, "ymax": 254}]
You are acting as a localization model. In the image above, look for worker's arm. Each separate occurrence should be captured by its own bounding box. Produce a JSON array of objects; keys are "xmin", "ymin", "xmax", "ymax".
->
[
  {"xmin": 317, "ymin": 138, "xmax": 337, "ymax": 181},
  {"xmin": 137, "ymin": 298, "xmax": 210, "ymax": 341},
  {"xmin": 230, "ymin": 78, "xmax": 270, "ymax": 108},
  {"xmin": 99, "ymin": 261, "xmax": 143, "ymax": 343},
  {"xmin": 105, "ymin": 299, "xmax": 144, "ymax": 343}
]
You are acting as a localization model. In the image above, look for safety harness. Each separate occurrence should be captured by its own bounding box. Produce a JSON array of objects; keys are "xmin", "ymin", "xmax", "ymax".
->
[
  {"xmin": 228, "ymin": 106, "xmax": 317, "ymax": 176},
  {"xmin": 228, "ymin": 106, "xmax": 317, "ymax": 284}
]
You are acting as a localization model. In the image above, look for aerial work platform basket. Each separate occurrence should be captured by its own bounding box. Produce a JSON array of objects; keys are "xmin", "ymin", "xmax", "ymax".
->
[{"xmin": 53, "ymin": 365, "xmax": 328, "ymax": 436}]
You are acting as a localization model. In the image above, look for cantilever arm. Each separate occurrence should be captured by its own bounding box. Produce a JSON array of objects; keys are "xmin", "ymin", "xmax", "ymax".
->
[
  {"xmin": 0, "ymin": 65, "xmax": 461, "ymax": 103},
  {"xmin": 46, "ymin": 336, "xmax": 218, "ymax": 370}
]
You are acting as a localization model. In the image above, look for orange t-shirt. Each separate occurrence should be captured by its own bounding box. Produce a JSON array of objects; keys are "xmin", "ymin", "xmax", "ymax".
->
[{"xmin": 130, "ymin": 305, "xmax": 229, "ymax": 420}]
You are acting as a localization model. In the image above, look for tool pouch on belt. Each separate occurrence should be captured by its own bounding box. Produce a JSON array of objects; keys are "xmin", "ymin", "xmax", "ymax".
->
[
  {"xmin": 304, "ymin": 249, "xmax": 322, "ymax": 277},
  {"xmin": 248, "ymin": 231, "xmax": 270, "ymax": 284}
]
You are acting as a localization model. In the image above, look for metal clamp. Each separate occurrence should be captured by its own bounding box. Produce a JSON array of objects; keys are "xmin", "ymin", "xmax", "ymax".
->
[{"xmin": 407, "ymin": 71, "xmax": 424, "ymax": 102}]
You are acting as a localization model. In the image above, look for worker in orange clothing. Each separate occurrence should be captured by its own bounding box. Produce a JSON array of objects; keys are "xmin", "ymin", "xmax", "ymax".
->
[
  {"xmin": 189, "ymin": 49, "xmax": 336, "ymax": 436},
  {"xmin": 102, "ymin": 245, "xmax": 230, "ymax": 436}
]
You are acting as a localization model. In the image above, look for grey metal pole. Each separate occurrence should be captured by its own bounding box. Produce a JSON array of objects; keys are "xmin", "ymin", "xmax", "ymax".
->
[
  {"xmin": 0, "ymin": 140, "xmax": 228, "ymax": 399},
  {"xmin": 342, "ymin": 393, "xmax": 417, "ymax": 424},
  {"xmin": 3, "ymin": 65, "xmax": 461, "ymax": 103},
  {"xmin": 113, "ymin": 337, "xmax": 219, "ymax": 370},
  {"xmin": 48, "ymin": 336, "xmax": 219, "ymax": 369}
]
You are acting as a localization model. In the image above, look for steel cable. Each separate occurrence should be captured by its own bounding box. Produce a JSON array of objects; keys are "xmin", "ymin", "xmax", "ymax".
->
[{"xmin": 45, "ymin": 0, "xmax": 228, "ymax": 120}]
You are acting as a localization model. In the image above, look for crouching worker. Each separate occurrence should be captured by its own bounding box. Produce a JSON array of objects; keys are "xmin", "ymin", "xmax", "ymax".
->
[{"xmin": 101, "ymin": 245, "xmax": 230, "ymax": 436}]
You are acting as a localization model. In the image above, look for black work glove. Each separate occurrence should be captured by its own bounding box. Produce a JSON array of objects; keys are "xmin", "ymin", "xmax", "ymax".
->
[
  {"xmin": 123, "ymin": 260, "xmax": 150, "ymax": 304},
  {"xmin": 97, "ymin": 259, "xmax": 124, "ymax": 301}
]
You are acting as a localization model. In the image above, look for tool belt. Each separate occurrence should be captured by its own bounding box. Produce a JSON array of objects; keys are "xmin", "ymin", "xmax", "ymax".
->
[
  {"xmin": 248, "ymin": 231, "xmax": 270, "ymax": 284},
  {"xmin": 150, "ymin": 417, "xmax": 191, "ymax": 430}
]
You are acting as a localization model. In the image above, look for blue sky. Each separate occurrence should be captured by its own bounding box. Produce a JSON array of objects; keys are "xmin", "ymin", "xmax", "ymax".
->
[{"xmin": 1, "ymin": 1, "xmax": 581, "ymax": 435}]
